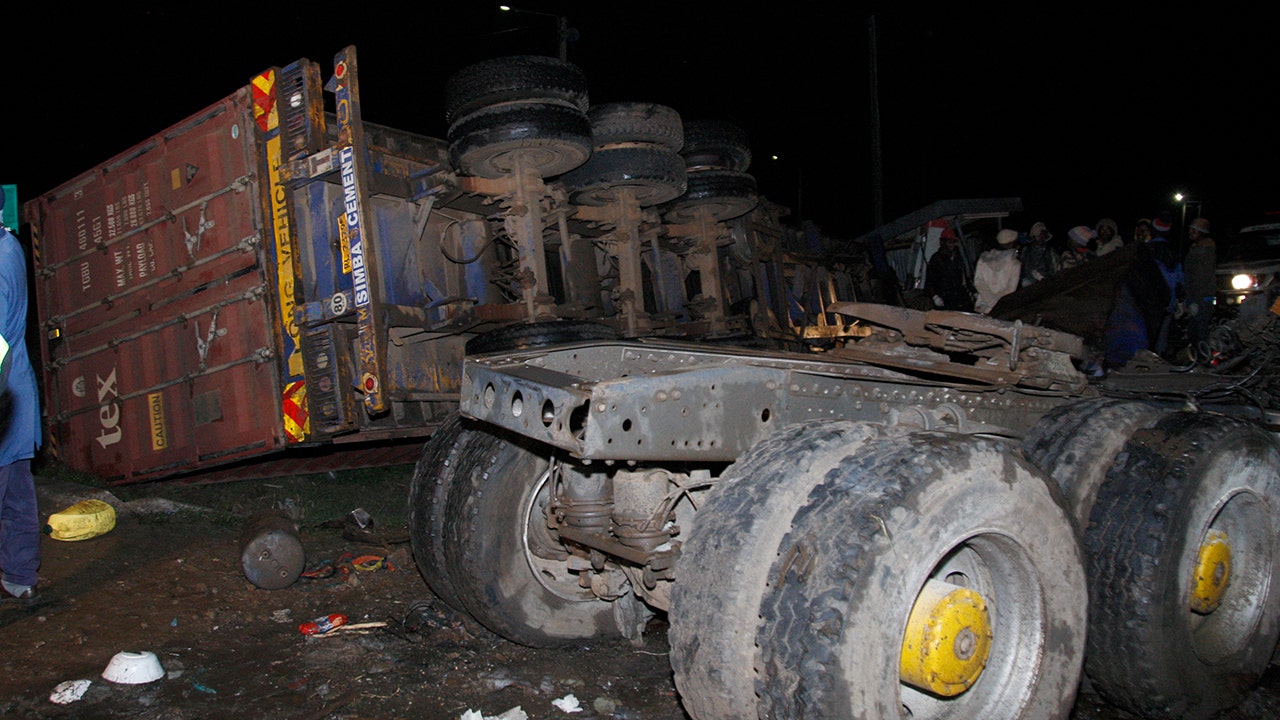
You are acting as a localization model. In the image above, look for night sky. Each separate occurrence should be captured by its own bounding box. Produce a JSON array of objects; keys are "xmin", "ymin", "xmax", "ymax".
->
[{"xmin": 9, "ymin": 3, "xmax": 1276, "ymax": 243}]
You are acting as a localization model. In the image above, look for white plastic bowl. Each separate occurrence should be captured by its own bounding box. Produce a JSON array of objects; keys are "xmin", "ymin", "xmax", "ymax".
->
[{"xmin": 101, "ymin": 650, "xmax": 165, "ymax": 684}]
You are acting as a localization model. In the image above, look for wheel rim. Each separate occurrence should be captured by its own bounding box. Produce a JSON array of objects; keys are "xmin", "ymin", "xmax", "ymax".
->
[
  {"xmin": 900, "ymin": 579, "xmax": 993, "ymax": 696},
  {"xmin": 897, "ymin": 534, "xmax": 1050, "ymax": 718},
  {"xmin": 1186, "ymin": 487, "xmax": 1274, "ymax": 664},
  {"xmin": 521, "ymin": 461, "xmax": 596, "ymax": 602}
]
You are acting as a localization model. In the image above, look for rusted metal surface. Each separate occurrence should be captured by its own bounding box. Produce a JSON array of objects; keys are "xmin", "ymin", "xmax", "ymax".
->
[
  {"xmin": 24, "ymin": 48, "xmax": 467, "ymax": 484},
  {"xmin": 828, "ymin": 303, "xmax": 1087, "ymax": 392},
  {"xmin": 27, "ymin": 90, "xmax": 283, "ymax": 484},
  {"xmin": 460, "ymin": 319, "xmax": 1083, "ymax": 463}
]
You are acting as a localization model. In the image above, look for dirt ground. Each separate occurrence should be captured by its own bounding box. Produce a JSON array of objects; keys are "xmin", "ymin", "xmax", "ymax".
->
[{"xmin": 3, "ymin": 465, "xmax": 1279, "ymax": 720}]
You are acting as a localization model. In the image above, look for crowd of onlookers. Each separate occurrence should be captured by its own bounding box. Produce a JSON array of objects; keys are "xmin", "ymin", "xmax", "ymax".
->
[{"xmin": 922, "ymin": 210, "xmax": 1218, "ymax": 373}]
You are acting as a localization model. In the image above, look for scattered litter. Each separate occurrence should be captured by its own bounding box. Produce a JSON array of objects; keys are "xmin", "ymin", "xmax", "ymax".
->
[
  {"xmin": 349, "ymin": 554, "xmax": 387, "ymax": 572},
  {"xmin": 299, "ymin": 613, "xmax": 348, "ymax": 636},
  {"xmin": 44, "ymin": 499, "xmax": 116, "ymax": 541},
  {"xmin": 459, "ymin": 706, "xmax": 528, "ymax": 720},
  {"xmin": 49, "ymin": 679, "xmax": 91, "ymax": 704},
  {"xmin": 480, "ymin": 669, "xmax": 516, "ymax": 691},
  {"xmin": 300, "ymin": 559, "xmax": 338, "ymax": 580},
  {"xmin": 170, "ymin": 618, "xmax": 178, "ymax": 627},
  {"xmin": 349, "ymin": 507, "xmax": 373, "ymax": 529},
  {"xmin": 310, "ymin": 621, "xmax": 388, "ymax": 638},
  {"xmin": 552, "ymin": 694, "xmax": 583, "ymax": 713},
  {"xmin": 101, "ymin": 651, "xmax": 165, "ymax": 684},
  {"xmin": 192, "ymin": 682, "xmax": 217, "ymax": 695},
  {"xmin": 271, "ymin": 609, "xmax": 293, "ymax": 624}
]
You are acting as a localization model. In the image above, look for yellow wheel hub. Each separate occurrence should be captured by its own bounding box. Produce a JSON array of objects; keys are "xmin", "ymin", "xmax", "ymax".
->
[
  {"xmin": 1190, "ymin": 529, "xmax": 1232, "ymax": 614},
  {"xmin": 900, "ymin": 579, "xmax": 993, "ymax": 696}
]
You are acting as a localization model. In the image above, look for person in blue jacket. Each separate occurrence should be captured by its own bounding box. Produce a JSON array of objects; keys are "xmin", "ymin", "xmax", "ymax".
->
[{"xmin": 0, "ymin": 192, "xmax": 43, "ymax": 601}]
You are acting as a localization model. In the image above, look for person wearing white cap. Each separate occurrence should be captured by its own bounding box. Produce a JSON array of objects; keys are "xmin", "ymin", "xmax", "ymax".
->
[{"xmin": 973, "ymin": 228, "xmax": 1022, "ymax": 314}]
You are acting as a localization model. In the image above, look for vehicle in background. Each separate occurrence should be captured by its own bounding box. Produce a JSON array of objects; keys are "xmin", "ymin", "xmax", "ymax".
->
[{"xmin": 1217, "ymin": 219, "xmax": 1280, "ymax": 312}]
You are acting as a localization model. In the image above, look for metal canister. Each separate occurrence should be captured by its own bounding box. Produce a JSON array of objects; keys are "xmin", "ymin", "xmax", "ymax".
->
[{"xmin": 239, "ymin": 510, "xmax": 305, "ymax": 590}]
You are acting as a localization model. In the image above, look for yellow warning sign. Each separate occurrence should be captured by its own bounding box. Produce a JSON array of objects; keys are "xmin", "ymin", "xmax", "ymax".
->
[{"xmin": 148, "ymin": 392, "xmax": 168, "ymax": 451}]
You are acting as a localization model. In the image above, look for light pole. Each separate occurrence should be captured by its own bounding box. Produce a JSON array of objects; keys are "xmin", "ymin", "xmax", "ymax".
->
[
  {"xmin": 499, "ymin": 5, "xmax": 573, "ymax": 62},
  {"xmin": 1174, "ymin": 192, "xmax": 1188, "ymax": 252}
]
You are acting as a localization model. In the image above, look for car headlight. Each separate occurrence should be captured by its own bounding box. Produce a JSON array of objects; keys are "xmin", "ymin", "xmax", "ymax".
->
[{"xmin": 1231, "ymin": 273, "xmax": 1257, "ymax": 290}]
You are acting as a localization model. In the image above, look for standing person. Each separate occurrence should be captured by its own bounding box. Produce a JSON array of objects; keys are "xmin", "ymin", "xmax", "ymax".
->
[
  {"xmin": 1132, "ymin": 218, "xmax": 1153, "ymax": 245},
  {"xmin": 1019, "ymin": 221, "xmax": 1059, "ymax": 287},
  {"xmin": 0, "ymin": 194, "xmax": 43, "ymax": 602},
  {"xmin": 1147, "ymin": 211, "xmax": 1185, "ymax": 355},
  {"xmin": 924, "ymin": 228, "xmax": 974, "ymax": 312},
  {"xmin": 1059, "ymin": 226, "xmax": 1098, "ymax": 271},
  {"xmin": 1095, "ymin": 218, "xmax": 1124, "ymax": 256},
  {"xmin": 1102, "ymin": 239, "xmax": 1172, "ymax": 369},
  {"xmin": 973, "ymin": 228, "xmax": 1022, "ymax": 314},
  {"xmin": 1182, "ymin": 216, "xmax": 1217, "ymax": 362}
]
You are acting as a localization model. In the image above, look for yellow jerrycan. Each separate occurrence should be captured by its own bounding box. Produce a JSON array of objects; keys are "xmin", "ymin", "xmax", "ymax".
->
[{"xmin": 45, "ymin": 499, "xmax": 117, "ymax": 541}]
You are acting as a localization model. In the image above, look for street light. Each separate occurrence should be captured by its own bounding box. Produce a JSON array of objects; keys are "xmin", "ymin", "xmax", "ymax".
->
[{"xmin": 499, "ymin": 5, "xmax": 574, "ymax": 62}]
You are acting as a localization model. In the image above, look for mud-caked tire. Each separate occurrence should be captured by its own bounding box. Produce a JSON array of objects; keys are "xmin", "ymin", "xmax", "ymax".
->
[
  {"xmin": 407, "ymin": 412, "xmax": 501, "ymax": 612},
  {"xmin": 561, "ymin": 145, "xmax": 687, "ymax": 207},
  {"xmin": 669, "ymin": 420, "xmax": 896, "ymax": 720},
  {"xmin": 754, "ymin": 432, "xmax": 1087, "ymax": 720},
  {"xmin": 662, "ymin": 169, "xmax": 758, "ymax": 224},
  {"xmin": 439, "ymin": 432, "xmax": 621, "ymax": 647},
  {"xmin": 679, "ymin": 119, "xmax": 752, "ymax": 172},
  {"xmin": 1083, "ymin": 412, "xmax": 1280, "ymax": 719},
  {"xmin": 587, "ymin": 101, "xmax": 684, "ymax": 151},
  {"xmin": 448, "ymin": 102, "xmax": 592, "ymax": 180},
  {"xmin": 444, "ymin": 55, "xmax": 589, "ymax": 126},
  {"xmin": 1023, "ymin": 397, "xmax": 1165, "ymax": 531}
]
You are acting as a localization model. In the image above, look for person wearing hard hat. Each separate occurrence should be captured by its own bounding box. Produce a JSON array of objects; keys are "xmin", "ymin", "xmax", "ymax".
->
[
  {"xmin": 0, "ymin": 191, "xmax": 43, "ymax": 602},
  {"xmin": 923, "ymin": 227, "xmax": 975, "ymax": 312},
  {"xmin": 974, "ymin": 228, "xmax": 1022, "ymax": 314},
  {"xmin": 1183, "ymin": 217, "xmax": 1217, "ymax": 362}
]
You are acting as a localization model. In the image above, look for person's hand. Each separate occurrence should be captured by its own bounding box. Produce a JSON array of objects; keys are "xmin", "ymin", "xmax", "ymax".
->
[
  {"xmin": 932, "ymin": 295, "xmax": 945, "ymax": 308},
  {"xmin": 1174, "ymin": 300, "xmax": 1186, "ymax": 319},
  {"xmin": 1186, "ymin": 302, "xmax": 1200, "ymax": 318}
]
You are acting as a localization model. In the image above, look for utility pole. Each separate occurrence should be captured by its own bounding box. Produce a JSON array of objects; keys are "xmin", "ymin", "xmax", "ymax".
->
[{"xmin": 868, "ymin": 15, "xmax": 884, "ymax": 228}]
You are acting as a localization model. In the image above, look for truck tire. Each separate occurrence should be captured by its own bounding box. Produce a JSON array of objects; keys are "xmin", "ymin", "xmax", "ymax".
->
[
  {"xmin": 448, "ymin": 102, "xmax": 592, "ymax": 180},
  {"xmin": 586, "ymin": 101, "xmax": 684, "ymax": 151},
  {"xmin": 1083, "ymin": 412, "xmax": 1280, "ymax": 719},
  {"xmin": 407, "ymin": 412, "xmax": 501, "ymax": 612},
  {"xmin": 444, "ymin": 55, "xmax": 589, "ymax": 126},
  {"xmin": 669, "ymin": 420, "xmax": 895, "ymax": 720},
  {"xmin": 1022, "ymin": 397, "xmax": 1165, "ymax": 532},
  {"xmin": 440, "ymin": 431, "xmax": 621, "ymax": 647},
  {"xmin": 680, "ymin": 119, "xmax": 752, "ymax": 172},
  {"xmin": 560, "ymin": 145, "xmax": 687, "ymax": 207},
  {"xmin": 464, "ymin": 319, "xmax": 621, "ymax": 355},
  {"xmin": 662, "ymin": 169, "xmax": 758, "ymax": 224},
  {"xmin": 754, "ymin": 432, "xmax": 1087, "ymax": 719}
]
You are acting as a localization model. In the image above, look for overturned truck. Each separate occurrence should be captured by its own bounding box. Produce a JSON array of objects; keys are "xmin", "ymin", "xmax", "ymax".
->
[
  {"xmin": 410, "ymin": 291, "xmax": 1280, "ymax": 719},
  {"xmin": 23, "ymin": 48, "xmax": 782, "ymax": 485}
]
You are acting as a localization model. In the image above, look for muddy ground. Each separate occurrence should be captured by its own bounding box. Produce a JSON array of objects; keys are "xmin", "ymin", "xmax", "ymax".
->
[{"xmin": 3, "ymin": 464, "xmax": 1279, "ymax": 720}]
